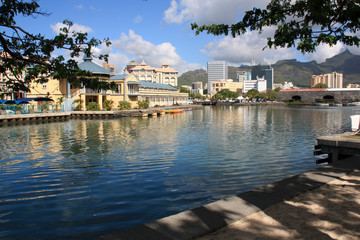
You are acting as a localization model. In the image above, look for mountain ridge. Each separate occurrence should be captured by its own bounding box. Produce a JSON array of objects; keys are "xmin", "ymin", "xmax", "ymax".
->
[{"xmin": 178, "ymin": 49, "xmax": 360, "ymax": 88}]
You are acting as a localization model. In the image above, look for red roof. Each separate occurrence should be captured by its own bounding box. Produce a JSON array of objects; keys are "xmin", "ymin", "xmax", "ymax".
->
[{"xmin": 279, "ymin": 89, "xmax": 326, "ymax": 92}]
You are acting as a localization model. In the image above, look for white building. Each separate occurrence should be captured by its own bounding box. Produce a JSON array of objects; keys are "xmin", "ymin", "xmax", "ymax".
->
[
  {"xmin": 191, "ymin": 81, "xmax": 203, "ymax": 95},
  {"xmin": 243, "ymin": 78, "xmax": 267, "ymax": 93},
  {"xmin": 207, "ymin": 61, "xmax": 228, "ymax": 95}
]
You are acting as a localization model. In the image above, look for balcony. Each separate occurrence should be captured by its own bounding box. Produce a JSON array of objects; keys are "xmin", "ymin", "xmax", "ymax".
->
[
  {"xmin": 80, "ymin": 89, "xmax": 107, "ymax": 95},
  {"xmin": 128, "ymin": 90, "xmax": 140, "ymax": 96}
]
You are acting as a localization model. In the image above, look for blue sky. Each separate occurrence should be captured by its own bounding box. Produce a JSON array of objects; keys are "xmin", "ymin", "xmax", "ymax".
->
[{"xmin": 14, "ymin": 0, "xmax": 360, "ymax": 75}]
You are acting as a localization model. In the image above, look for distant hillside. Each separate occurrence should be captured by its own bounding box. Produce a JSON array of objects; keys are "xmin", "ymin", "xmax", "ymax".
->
[
  {"xmin": 273, "ymin": 49, "xmax": 360, "ymax": 87},
  {"xmin": 178, "ymin": 69, "xmax": 207, "ymax": 86},
  {"xmin": 178, "ymin": 50, "xmax": 360, "ymax": 88}
]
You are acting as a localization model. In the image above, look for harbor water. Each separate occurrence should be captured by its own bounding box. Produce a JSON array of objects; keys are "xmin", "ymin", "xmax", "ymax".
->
[{"xmin": 0, "ymin": 105, "xmax": 357, "ymax": 239}]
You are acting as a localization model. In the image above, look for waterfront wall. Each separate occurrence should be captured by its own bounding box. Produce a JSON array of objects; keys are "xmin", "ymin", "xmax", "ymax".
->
[{"xmin": 278, "ymin": 89, "xmax": 360, "ymax": 103}]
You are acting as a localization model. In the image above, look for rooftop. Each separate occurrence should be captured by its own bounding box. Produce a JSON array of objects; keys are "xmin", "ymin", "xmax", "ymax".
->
[
  {"xmin": 78, "ymin": 55, "xmax": 114, "ymax": 76},
  {"xmin": 138, "ymin": 81, "xmax": 178, "ymax": 90}
]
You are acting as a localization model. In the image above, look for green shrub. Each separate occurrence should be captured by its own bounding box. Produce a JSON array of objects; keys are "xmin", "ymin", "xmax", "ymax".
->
[
  {"xmin": 103, "ymin": 99, "xmax": 114, "ymax": 111},
  {"xmin": 87, "ymin": 102, "xmax": 100, "ymax": 111},
  {"xmin": 74, "ymin": 99, "xmax": 83, "ymax": 111},
  {"xmin": 118, "ymin": 101, "xmax": 131, "ymax": 110},
  {"xmin": 138, "ymin": 100, "xmax": 149, "ymax": 109}
]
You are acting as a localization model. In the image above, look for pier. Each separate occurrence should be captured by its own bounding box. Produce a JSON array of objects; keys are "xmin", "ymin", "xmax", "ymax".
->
[{"xmin": 315, "ymin": 133, "xmax": 360, "ymax": 164}]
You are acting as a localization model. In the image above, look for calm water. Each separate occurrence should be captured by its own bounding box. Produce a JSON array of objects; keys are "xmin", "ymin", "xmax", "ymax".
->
[{"xmin": 0, "ymin": 105, "xmax": 357, "ymax": 239}]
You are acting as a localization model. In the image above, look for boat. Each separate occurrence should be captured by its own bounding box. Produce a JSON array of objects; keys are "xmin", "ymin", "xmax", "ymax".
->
[
  {"xmin": 183, "ymin": 108, "xmax": 192, "ymax": 111},
  {"xmin": 164, "ymin": 109, "xmax": 184, "ymax": 114},
  {"xmin": 315, "ymin": 103, "xmax": 329, "ymax": 106}
]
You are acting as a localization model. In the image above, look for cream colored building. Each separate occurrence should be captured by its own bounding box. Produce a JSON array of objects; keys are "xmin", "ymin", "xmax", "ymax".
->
[
  {"xmin": 28, "ymin": 56, "xmax": 186, "ymax": 110},
  {"xmin": 209, "ymin": 79, "xmax": 243, "ymax": 96},
  {"xmin": 138, "ymin": 82, "xmax": 187, "ymax": 107},
  {"xmin": 127, "ymin": 60, "xmax": 178, "ymax": 86},
  {"xmin": 311, "ymin": 72, "xmax": 343, "ymax": 88},
  {"xmin": 0, "ymin": 67, "xmax": 27, "ymax": 100}
]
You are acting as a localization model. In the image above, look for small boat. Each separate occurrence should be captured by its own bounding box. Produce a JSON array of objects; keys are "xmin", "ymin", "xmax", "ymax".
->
[
  {"xmin": 183, "ymin": 108, "xmax": 192, "ymax": 111},
  {"xmin": 164, "ymin": 109, "xmax": 184, "ymax": 114},
  {"xmin": 315, "ymin": 103, "xmax": 329, "ymax": 106}
]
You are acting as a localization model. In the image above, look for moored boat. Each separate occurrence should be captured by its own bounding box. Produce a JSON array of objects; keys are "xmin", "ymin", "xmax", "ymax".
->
[{"xmin": 164, "ymin": 109, "xmax": 184, "ymax": 113}]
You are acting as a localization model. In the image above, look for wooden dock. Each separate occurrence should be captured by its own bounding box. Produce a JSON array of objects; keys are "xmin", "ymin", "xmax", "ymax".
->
[{"xmin": 315, "ymin": 133, "xmax": 360, "ymax": 164}]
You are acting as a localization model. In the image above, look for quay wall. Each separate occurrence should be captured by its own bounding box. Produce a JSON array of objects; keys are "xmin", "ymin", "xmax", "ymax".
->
[
  {"xmin": 0, "ymin": 105, "xmax": 202, "ymax": 125},
  {"xmin": 278, "ymin": 89, "xmax": 360, "ymax": 103}
]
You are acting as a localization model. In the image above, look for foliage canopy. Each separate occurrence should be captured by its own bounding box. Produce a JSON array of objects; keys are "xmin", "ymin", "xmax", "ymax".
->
[
  {"xmin": 214, "ymin": 88, "xmax": 239, "ymax": 100},
  {"xmin": 192, "ymin": 0, "xmax": 360, "ymax": 53},
  {"xmin": 0, "ymin": 0, "xmax": 114, "ymax": 95},
  {"xmin": 312, "ymin": 83, "xmax": 329, "ymax": 88}
]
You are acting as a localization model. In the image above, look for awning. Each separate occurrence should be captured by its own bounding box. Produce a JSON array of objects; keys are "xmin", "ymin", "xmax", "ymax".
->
[
  {"xmin": 17, "ymin": 97, "xmax": 54, "ymax": 102},
  {"xmin": 0, "ymin": 97, "xmax": 53, "ymax": 105},
  {"xmin": 0, "ymin": 100, "xmax": 16, "ymax": 104}
]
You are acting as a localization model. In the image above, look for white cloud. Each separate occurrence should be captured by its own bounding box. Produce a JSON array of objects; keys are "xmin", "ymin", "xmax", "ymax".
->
[
  {"xmin": 75, "ymin": 4, "xmax": 84, "ymax": 9},
  {"xmin": 302, "ymin": 43, "xmax": 346, "ymax": 63},
  {"xmin": 164, "ymin": 0, "xmax": 270, "ymax": 25},
  {"xmin": 202, "ymin": 26, "xmax": 297, "ymax": 65},
  {"xmin": 133, "ymin": 15, "xmax": 143, "ymax": 24},
  {"xmin": 111, "ymin": 30, "xmax": 201, "ymax": 74},
  {"xmin": 51, "ymin": 22, "xmax": 93, "ymax": 35}
]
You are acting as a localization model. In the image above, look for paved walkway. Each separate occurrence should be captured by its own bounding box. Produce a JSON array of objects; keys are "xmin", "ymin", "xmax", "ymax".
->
[{"xmin": 198, "ymin": 167, "xmax": 360, "ymax": 240}]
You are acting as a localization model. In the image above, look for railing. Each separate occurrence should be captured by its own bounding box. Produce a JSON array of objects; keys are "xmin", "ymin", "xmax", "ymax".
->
[
  {"xmin": 128, "ymin": 90, "xmax": 140, "ymax": 95},
  {"xmin": 0, "ymin": 104, "xmax": 64, "ymax": 115},
  {"xmin": 109, "ymin": 91, "xmax": 122, "ymax": 95},
  {"xmin": 81, "ymin": 89, "xmax": 107, "ymax": 94}
]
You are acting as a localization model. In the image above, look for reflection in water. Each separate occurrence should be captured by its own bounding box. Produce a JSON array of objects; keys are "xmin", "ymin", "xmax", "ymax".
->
[{"xmin": 0, "ymin": 105, "xmax": 357, "ymax": 239}]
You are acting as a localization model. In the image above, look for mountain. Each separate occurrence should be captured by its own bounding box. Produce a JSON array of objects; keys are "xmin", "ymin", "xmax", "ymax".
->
[
  {"xmin": 178, "ymin": 69, "xmax": 207, "ymax": 86},
  {"xmin": 178, "ymin": 49, "xmax": 360, "ymax": 88},
  {"xmin": 273, "ymin": 49, "xmax": 360, "ymax": 87}
]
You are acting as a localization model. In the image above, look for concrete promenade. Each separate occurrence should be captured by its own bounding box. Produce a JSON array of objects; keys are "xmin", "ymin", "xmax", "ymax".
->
[{"xmin": 98, "ymin": 156, "xmax": 360, "ymax": 240}]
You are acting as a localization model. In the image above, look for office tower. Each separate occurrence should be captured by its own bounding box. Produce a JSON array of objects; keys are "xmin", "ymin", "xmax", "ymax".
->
[
  {"xmin": 251, "ymin": 63, "xmax": 274, "ymax": 90},
  {"xmin": 207, "ymin": 61, "xmax": 228, "ymax": 95}
]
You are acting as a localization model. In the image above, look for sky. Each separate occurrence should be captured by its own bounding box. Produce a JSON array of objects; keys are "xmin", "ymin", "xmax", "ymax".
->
[{"xmin": 14, "ymin": 0, "xmax": 360, "ymax": 75}]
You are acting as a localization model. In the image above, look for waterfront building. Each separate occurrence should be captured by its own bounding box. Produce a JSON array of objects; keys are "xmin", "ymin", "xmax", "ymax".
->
[
  {"xmin": 0, "ymin": 68, "xmax": 27, "ymax": 100},
  {"xmin": 138, "ymin": 82, "xmax": 187, "ymax": 107},
  {"xmin": 251, "ymin": 63, "xmax": 274, "ymax": 90},
  {"xmin": 207, "ymin": 61, "xmax": 228, "ymax": 95},
  {"xmin": 28, "ymin": 55, "xmax": 187, "ymax": 110},
  {"xmin": 243, "ymin": 77, "xmax": 267, "ymax": 93},
  {"xmin": 311, "ymin": 72, "xmax": 343, "ymax": 88},
  {"xmin": 0, "ymin": 52, "xmax": 27, "ymax": 100},
  {"xmin": 127, "ymin": 60, "xmax": 178, "ymax": 86},
  {"xmin": 209, "ymin": 79, "xmax": 243, "ymax": 96}
]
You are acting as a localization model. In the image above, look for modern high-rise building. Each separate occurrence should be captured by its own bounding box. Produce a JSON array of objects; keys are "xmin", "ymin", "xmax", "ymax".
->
[
  {"xmin": 251, "ymin": 63, "xmax": 274, "ymax": 90},
  {"xmin": 207, "ymin": 61, "xmax": 228, "ymax": 95}
]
